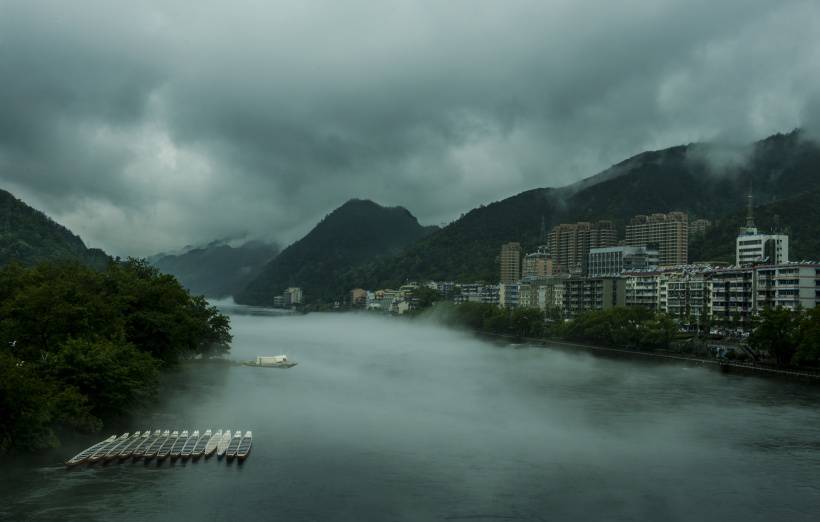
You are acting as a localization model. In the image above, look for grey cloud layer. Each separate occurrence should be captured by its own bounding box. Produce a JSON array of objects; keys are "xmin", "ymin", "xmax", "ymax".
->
[{"xmin": 1, "ymin": 0, "xmax": 818, "ymax": 256}]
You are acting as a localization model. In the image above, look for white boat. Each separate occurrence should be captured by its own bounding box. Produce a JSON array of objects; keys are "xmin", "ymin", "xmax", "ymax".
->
[
  {"xmin": 236, "ymin": 431, "xmax": 252, "ymax": 461},
  {"xmin": 123, "ymin": 430, "xmax": 152, "ymax": 460},
  {"xmin": 225, "ymin": 430, "xmax": 242, "ymax": 460},
  {"xmin": 204, "ymin": 429, "xmax": 222, "ymax": 458},
  {"xmin": 216, "ymin": 429, "xmax": 232, "ymax": 458},
  {"xmin": 105, "ymin": 431, "xmax": 140, "ymax": 461},
  {"xmin": 65, "ymin": 435, "xmax": 116, "ymax": 467},
  {"xmin": 89, "ymin": 433, "xmax": 128, "ymax": 463},
  {"xmin": 156, "ymin": 430, "xmax": 178, "ymax": 461},
  {"xmin": 142, "ymin": 430, "xmax": 168, "ymax": 461},
  {"xmin": 245, "ymin": 355, "xmax": 297, "ymax": 368},
  {"xmin": 191, "ymin": 429, "xmax": 212, "ymax": 459}
]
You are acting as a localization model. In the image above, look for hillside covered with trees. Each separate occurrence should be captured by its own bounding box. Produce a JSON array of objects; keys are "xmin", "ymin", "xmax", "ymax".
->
[
  {"xmin": 0, "ymin": 189, "xmax": 109, "ymax": 268},
  {"xmin": 0, "ymin": 259, "xmax": 232, "ymax": 454},
  {"xmin": 151, "ymin": 240, "xmax": 279, "ymax": 298},
  {"xmin": 236, "ymin": 199, "xmax": 438, "ymax": 305}
]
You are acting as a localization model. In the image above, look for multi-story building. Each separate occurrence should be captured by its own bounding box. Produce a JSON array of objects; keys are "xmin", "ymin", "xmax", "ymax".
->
[
  {"xmin": 707, "ymin": 267, "xmax": 755, "ymax": 324},
  {"xmin": 662, "ymin": 270, "xmax": 709, "ymax": 323},
  {"xmin": 479, "ymin": 285, "xmax": 500, "ymax": 305},
  {"xmin": 735, "ymin": 192, "xmax": 789, "ymax": 266},
  {"xmin": 549, "ymin": 221, "xmax": 616, "ymax": 275},
  {"xmin": 499, "ymin": 283, "xmax": 520, "ymax": 309},
  {"xmin": 625, "ymin": 211, "xmax": 688, "ymax": 266},
  {"xmin": 563, "ymin": 276, "xmax": 625, "ymax": 317},
  {"xmin": 736, "ymin": 233, "xmax": 789, "ymax": 266},
  {"xmin": 518, "ymin": 276, "xmax": 567, "ymax": 311},
  {"xmin": 624, "ymin": 271, "xmax": 661, "ymax": 310},
  {"xmin": 500, "ymin": 242, "xmax": 522, "ymax": 284},
  {"xmin": 284, "ymin": 287, "xmax": 303, "ymax": 305},
  {"xmin": 588, "ymin": 245, "xmax": 659, "ymax": 277},
  {"xmin": 753, "ymin": 263, "xmax": 820, "ymax": 311},
  {"xmin": 522, "ymin": 245, "xmax": 554, "ymax": 279}
]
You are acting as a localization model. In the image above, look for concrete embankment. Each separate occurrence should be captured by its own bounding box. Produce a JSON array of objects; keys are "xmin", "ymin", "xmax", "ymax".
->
[{"xmin": 478, "ymin": 332, "xmax": 820, "ymax": 383}]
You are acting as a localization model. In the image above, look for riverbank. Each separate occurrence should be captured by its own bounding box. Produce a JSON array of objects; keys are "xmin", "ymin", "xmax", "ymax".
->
[{"xmin": 479, "ymin": 331, "xmax": 820, "ymax": 383}]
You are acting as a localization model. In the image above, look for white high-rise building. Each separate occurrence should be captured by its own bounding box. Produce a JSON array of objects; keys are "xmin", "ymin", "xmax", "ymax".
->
[{"xmin": 735, "ymin": 192, "xmax": 788, "ymax": 266}]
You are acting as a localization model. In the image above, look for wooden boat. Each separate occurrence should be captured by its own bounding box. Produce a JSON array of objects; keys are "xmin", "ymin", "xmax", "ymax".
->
[
  {"xmin": 122, "ymin": 430, "xmax": 152, "ymax": 460},
  {"xmin": 204, "ymin": 429, "xmax": 222, "ymax": 458},
  {"xmin": 236, "ymin": 431, "xmax": 252, "ymax": 461},
  {"xmin": 225, "ymin": 430, "xmax": 242, "ymax": 461},
  {"xmin": 191, "ymin": 429, "xmax": 212, "ymax": 459},
  {"xmin": 105, "ymin": 431, "xmax": 140, "ymax": 461},
  {"xmin": 65, "ymin": 435, "xmax": 116, "ymax": 467},
  {"xmin": 180, "ymin": 429, "xmax": 199, "ymax": 459},
  {"xmin": 216, "ymin": 429, "xmax": 232, "ymax": 458},
  {"xmin": 89, "ymin": 433, "xmax": 128, "ymax": 464},
  {"xmin": 157, "ymin": 430, "xmax": 179, "ymax": 461},
  {"xmin": 169, "ymin": 430, "xmax": 189, "ymax": 460},
  {"xmin": 155, "ymin": 430, "xmax": 178, "ymax": 461},
  {"xmin": 134, "ymin": 430, "xmax": 163, "ymax": 461}
]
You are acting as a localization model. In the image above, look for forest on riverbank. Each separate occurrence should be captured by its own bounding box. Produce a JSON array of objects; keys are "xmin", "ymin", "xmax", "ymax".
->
[
  {"xmin": 426, "ymin": 301, "xmax": 820, "ymax": 368},
  {"xmin": 0, "ymin": 259, "xmax": 232, "ymax": 454}
]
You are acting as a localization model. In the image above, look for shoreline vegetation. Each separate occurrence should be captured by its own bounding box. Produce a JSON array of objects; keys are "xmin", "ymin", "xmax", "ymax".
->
[
  {"xmin": 420, "ymin": 301, "xmax": 820, "ymax": 380},
  {"xmin": 0, "ymin": 259, "xmax": 232, "ymax": 455}
]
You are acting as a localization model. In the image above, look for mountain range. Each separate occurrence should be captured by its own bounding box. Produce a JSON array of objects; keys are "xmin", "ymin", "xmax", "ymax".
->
[
  {"xmin": 149, "ymin": 240, "xmax": 280, "ymax": 298},
  {"xmin": 237, "ymin": 130, "xmax": 820, "ymax": 304}
]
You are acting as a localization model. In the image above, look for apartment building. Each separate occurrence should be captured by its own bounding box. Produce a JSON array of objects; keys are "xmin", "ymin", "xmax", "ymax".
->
[
  {"xmin": 588, "ymin": 245, "xmax": 659, "ymax": 277},
  {"xmin": 625, "ymin": 211, "xmax": 688, "ymax": 266},
  {"xmin": 753, "ymin": 263, "xmax": 820, "ymax": 311},
  {"xmin": 522, "ymin": 245, "xmax": 554, "ymax": 279},
  {"xmin": 549, "ymin": 221, "xmax": 616, "ymax": 275},
  {"xmin": 563, "ymin": 276, "xmax": 625, "ymax": 317},
  {"xmin": 500, "ymin": 242, "xmax": 523, "ymax": 284}
]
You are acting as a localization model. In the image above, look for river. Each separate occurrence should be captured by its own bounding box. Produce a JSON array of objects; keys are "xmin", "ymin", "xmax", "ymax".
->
[{"xmin": 2, "ymin": 309, "xmax": 820, "ymax": 521}]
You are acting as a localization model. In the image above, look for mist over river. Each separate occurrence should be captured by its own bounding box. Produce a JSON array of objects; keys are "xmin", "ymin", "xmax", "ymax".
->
[{"xmin": 2, "ymin": 308, "xmax": 820, "ymax": 521}]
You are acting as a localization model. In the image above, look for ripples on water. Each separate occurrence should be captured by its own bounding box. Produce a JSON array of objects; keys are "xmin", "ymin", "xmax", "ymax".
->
[{"xmin": 2, "ymin": 310, "xmax": 819, "ymax": 521}]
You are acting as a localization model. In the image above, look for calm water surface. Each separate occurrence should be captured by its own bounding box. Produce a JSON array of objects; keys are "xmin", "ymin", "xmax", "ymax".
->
[{"xmin": 2, "ymin": 309, "xmax": 819, "ymax": 521}]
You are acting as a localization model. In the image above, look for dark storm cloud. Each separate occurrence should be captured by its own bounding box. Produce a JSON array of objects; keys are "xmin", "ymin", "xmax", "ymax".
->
[{"xmin": 0, "ymin": 0, "xmax": 818, "ymax": 255}]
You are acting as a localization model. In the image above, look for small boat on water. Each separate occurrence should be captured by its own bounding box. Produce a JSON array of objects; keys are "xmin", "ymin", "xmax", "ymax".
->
[
  {"xmin": 180, "ymin": 430, "xmax": 199, "ymax": 459},
  {"xmin": 236, "ymin": 431, "xmax": 252, "ymax": 461},
  {"xmin": 122, "ymin": 430, "xmax": 152, "ymax": 460},
  {"xmin": 244, "ymin": 355, "xmax": 297, "ymax": 368},
  {"xmin": 170, "ymin": 430, "xmax": 189, "ymax": 460},
  {"xmin": 191, "ymin": 429, "xmax": 211, "ymax": 459},
  {"xmin": 156, "ymin": 430, "xmax": 178, "ymax": 461},
  {"xmin": 105, "ymin": 431, "xmax": 141, "ymax": 461},
  {"xmin": 216, "ymin": 429, "xmax": 232, "ymax": 458},
  {"xmin": 204, "ymin": 429, "xmax": 222, "ymax": 458},
  {"xmin": 140, "ymin": 430, "xmax": 168, "ymax": 461},
  {"xmin": 225, "ymin": 431, "xmax": 242, "ymax": 461},
  {"xmin": 65, "ymin": 435, "xmax": 116, "ymax": 467},
  {"xmin": 89, "ymin": 433, "xmax": 128, "ymax": 464}
]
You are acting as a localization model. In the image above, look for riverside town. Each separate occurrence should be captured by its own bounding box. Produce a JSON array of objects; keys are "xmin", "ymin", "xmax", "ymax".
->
[{"xmin": 313, "ymin": 193, "xmax": 820, "ymax": 370}]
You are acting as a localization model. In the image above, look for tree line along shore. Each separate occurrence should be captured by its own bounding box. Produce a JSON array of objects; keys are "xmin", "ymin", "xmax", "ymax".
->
[{"xmin": 0, "ymin": 259, "xmax": 232, "ymax": 454}]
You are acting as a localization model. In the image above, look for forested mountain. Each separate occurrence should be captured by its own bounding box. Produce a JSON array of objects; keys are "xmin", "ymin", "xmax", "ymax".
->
[
  {"xmin": 150, "ymin": 240, "xmax": 279, "ymax": 298},
  {"xmin": 0, "ymin": 189, "xmax": 109, "ymax": 268},
  {"xmin": 349, "ymin": 130, "xmax": 820, "ymax": 287},
  {"xmin": 689, "ymin": 188, "xmax": 820, "ymax": 263},
  {"xmin": 238, "ymin": 130, "xmax": 820, "ymax": 304},
  {"xmin": 235, "ymin": 199, "xmax": 438, "ymax": 304}
]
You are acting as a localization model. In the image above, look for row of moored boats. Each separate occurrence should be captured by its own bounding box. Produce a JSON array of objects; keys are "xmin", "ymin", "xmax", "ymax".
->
[{"xmin": 65, "ymin": 429, "xmax": 252, "ymax": 467}]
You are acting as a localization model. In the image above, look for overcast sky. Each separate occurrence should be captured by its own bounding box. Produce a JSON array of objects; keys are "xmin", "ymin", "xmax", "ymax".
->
[{"xmin": 1, "ymin": 0, "xmax": 819, "ymax": 256}]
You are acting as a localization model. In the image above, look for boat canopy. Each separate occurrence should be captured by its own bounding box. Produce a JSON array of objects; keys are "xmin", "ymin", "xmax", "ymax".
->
[{"xmin": 256, "ymin": 355, "xmax": 287, "ymax": 365}]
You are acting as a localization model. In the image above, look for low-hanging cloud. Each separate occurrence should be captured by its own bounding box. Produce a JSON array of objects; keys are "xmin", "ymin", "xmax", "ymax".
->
[{"xmin": 1, "ymin": 0, "xmax": 819, "ymax": 256}]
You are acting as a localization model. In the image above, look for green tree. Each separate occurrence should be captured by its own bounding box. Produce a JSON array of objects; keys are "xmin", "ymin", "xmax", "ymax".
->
[{"xmin": 749, "ymin": 308, "xmax": 798, "ymax": 366}]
